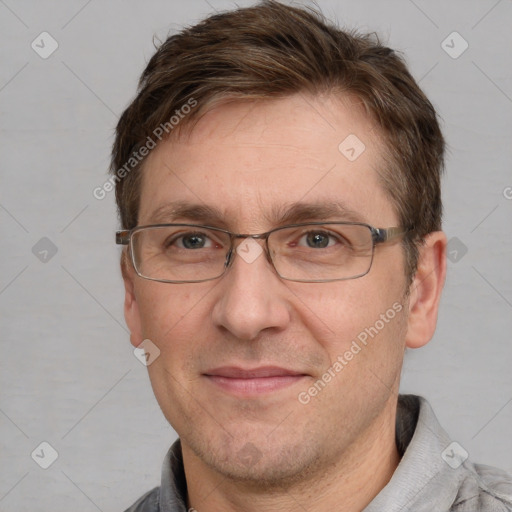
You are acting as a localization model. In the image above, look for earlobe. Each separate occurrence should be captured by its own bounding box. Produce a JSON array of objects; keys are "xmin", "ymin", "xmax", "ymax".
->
[
  {"xmin": 121, "ymin": 252, "xmax": 144, "ymax": 348},
  {"xmin": 405, "ymin": 231, "xmax": 447, "ymax": 349}
]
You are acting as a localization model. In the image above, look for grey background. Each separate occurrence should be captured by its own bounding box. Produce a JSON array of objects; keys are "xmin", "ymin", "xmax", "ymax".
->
[{"xmin": 1, "ymin": 0, "xmax": 511, "ymax": 510}]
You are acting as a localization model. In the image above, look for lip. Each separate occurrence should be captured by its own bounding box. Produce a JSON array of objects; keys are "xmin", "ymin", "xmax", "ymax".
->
[
  {"xmin": 205, "ymin": 366, "xmax": 305, "ymax": 378},
  {"xmin": 203, "ymin": 366, "xmax": 308, "ymax": 396}
]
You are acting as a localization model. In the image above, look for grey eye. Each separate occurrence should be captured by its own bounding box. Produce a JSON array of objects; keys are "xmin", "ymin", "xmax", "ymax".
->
[
  {"xmin": 301, "ymin": 231, "xmax": 335, "ymax": 248},
  {"xmin": 181, "ymin": 234, "xmax": 208, "ymax": 249}
]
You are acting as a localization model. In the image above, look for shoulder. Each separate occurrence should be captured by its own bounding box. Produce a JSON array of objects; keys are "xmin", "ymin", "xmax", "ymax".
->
[
  {"xmin": 453, "ymin": 463, "xmax": 512, "ymax": 511},
  {"xmin": 123, "ymin": 486, "xmax": 160, "ymax": 512}
]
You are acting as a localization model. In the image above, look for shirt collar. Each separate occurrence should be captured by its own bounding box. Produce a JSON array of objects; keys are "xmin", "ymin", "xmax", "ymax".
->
[
  {"xmin": 364, "ymin": 394, "xmax": 467, "ymax": 511},
  {"xmin": 159, "ymin": 438, "xmax": 188, "ymax": 512}
]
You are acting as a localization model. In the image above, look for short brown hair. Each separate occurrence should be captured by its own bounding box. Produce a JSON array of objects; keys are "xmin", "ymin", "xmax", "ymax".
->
[{"xmin": 111, "ymin": 0, "xmax": 444, "ymax": 281}]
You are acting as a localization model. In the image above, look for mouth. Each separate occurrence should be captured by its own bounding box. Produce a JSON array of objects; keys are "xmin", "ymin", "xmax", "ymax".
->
[{"xmin": 203, "ymin": 366, "xmax": 309, "ymax": 396}]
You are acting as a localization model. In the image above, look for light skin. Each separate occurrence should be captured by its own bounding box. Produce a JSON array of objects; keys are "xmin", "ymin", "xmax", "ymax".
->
[{"xmin": 122, "ymin": 93, "xmax": 446, "ymax": 511}]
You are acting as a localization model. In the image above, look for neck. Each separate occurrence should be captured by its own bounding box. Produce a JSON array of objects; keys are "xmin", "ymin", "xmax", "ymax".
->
[{"xmin": 183, "ymin": 400, "xmax": 400, "ymax": 512}]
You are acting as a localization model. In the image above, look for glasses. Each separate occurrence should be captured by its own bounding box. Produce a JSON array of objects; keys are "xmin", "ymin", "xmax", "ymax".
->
[{"xmin": 116, "ymin": 222, "xmax": 407, "ymax": 284}]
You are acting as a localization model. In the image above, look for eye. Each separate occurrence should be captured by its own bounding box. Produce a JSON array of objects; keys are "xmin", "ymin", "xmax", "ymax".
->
[
  {"xmin": 169, "ymin": 232, "xmax": 215, "ymax": 249},
  {"xmin": 298, "ymin": 231, "xmax": 338, "ymax": 249}
]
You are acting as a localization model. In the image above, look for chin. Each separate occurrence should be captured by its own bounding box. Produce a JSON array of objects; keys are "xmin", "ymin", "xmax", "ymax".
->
[{"xmin": 189, "ymin": 430, "xmax": 324, "ymax": 490}]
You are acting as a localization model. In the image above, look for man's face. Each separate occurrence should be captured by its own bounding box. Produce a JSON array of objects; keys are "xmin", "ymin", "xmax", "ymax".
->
[{"xmin": 125, "ymin": 94, "xmax": 410, "ymax": 485}]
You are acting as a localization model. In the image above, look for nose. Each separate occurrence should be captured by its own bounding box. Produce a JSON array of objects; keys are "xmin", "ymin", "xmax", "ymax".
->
[{"xmin": 211, "ymin": 239, "xmax": 292, "ymax": 341}]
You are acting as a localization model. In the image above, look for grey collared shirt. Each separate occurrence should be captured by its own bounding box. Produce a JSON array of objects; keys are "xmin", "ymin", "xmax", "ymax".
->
[{"xmin": 124, "ymin": 395, "xmax": 512, "ymax": 511}]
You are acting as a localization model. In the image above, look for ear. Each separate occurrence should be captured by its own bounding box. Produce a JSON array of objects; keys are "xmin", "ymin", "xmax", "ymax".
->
[
  {"xmin": 405, "ymin": 231, "xmax": 447, "ymax": 349},
  {"xmin": 121, "ymin": 251, "xmax": 144, "ymax": 348}
]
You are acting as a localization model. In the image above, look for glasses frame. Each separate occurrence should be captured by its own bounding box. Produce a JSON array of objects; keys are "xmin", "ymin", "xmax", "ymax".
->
[{"xmin": 116, "ymin": 222, "xmax": 408, "ymax": 284}]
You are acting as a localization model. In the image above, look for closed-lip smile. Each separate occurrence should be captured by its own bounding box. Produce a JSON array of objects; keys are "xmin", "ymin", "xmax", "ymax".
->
[{"xmin": 203, "ymin": 366, "xmax": 308, "ymax": 396}]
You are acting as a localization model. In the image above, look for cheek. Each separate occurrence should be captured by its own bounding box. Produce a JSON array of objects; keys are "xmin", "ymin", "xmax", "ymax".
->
[
  {"xmin": 286, "ymin": 275, "xmax": 404, "ymax": 354},
  {"xmin": 134, "ymin": 283, "xmax": 208, "ymax": 353},
  {"xmin": 310, "ymin": 290, "xmax": 407, "ymax": 407},
  {"xmin": 137, "ymin": 285, "xmax": 210, "ymax": 407}
]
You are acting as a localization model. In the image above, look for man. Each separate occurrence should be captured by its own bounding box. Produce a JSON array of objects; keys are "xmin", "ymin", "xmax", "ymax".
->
[{"xmin": 111, "ymin": 2, "xmax": 512, "ymax": 511}]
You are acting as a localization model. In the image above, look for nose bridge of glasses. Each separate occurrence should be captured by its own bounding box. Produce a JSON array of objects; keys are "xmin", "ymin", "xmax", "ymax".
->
[
  {"xmin": 231, "ymin": 232, "xmax": 269, "ymax": 241},
  {"xmin": 224, "ymin": 232, "xmax": 273, "ymax": 268}
]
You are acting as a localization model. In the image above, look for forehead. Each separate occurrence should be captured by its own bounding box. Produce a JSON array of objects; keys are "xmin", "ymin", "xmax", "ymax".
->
[{"xmin": 138, "ymin": 93, "xmax": 397, "ymax": 229}]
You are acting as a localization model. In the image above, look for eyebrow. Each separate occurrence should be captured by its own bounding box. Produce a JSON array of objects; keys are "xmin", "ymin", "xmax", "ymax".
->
[{"xmin": 145, "ymin": 200, "xmax": 367, "ymax": 227}]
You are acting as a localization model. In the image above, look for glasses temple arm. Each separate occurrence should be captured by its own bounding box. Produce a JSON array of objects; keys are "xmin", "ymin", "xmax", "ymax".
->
[
  {"xmin": 116, "ymin": 230, "xmax": 130, "ymax": 245},
  {"xmin": 373, "ymin": 226, "xmax": 410, "ymax": 244}
]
